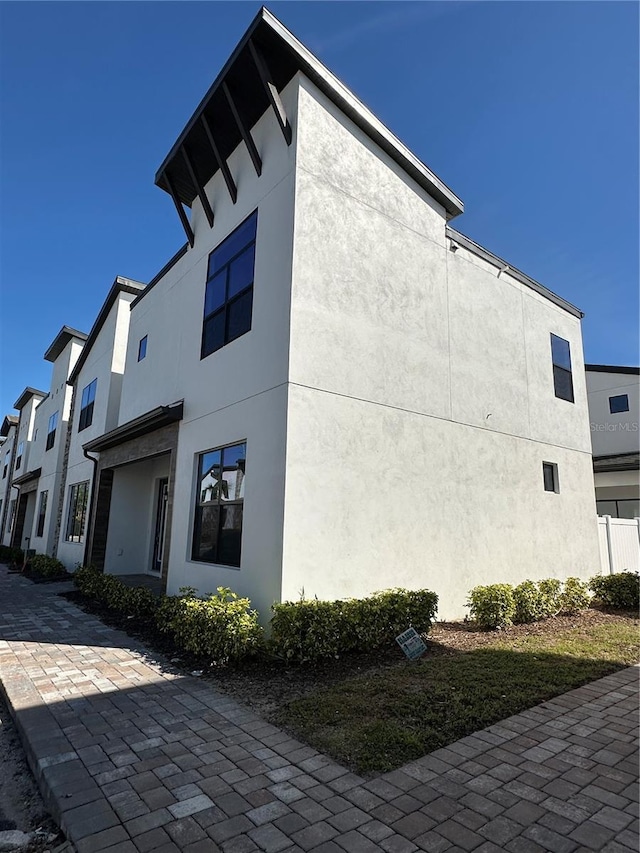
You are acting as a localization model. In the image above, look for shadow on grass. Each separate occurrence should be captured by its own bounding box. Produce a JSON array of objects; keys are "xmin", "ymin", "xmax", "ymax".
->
[{"xmin": 277, "ymin": 635, "xmax": 639, "ymax": 775}]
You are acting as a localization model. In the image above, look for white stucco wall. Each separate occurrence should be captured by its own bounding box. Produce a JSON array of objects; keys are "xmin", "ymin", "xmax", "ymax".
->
[
  {"xmin": 282, "ymin": 78, "xmax": 599, "ymax": 619},
  {"xmin": 586, "ymin": 370, "xmax": 640, "ymax": 457}
]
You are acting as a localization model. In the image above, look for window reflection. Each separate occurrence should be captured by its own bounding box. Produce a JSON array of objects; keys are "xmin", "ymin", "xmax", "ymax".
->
[{"xmin": 193, "ymin": 442, "xmax": 246, "ymax": 566}]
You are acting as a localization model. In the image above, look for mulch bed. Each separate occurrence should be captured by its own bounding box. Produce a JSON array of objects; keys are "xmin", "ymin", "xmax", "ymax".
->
[{"xmin": 58, "ymin": 589, "xmax": 637, "ymax": 722}]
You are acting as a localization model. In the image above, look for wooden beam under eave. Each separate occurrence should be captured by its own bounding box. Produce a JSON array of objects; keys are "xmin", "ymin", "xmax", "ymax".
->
[
  {"xmin": 222, "ymin": 80, "xmax": 262, "ymax": 177},
  {"xmin": 163, "ymin": 172, "xmax": 194, "ymax": 247},
  {"xmin": 181, "ymin": 147, "xmax": 214, "ymax": 228},
  {"xmin": 200, "ymin": 114, "xmax": 237, "ymax": 204},
  {"xmin": 248, "ymin": 39, "xmax": 292, "ymax": 146}
]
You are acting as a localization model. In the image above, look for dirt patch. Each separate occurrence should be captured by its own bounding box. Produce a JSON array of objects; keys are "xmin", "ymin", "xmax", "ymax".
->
[{"xmin": 0, "ymin": 694, "xmax": 61, "ymax": 851}]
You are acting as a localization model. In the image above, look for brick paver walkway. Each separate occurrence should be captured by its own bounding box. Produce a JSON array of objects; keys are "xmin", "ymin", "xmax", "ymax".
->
[{"xmin": 0, "ymin": 566, "xmax": 637, "ymax": 853}]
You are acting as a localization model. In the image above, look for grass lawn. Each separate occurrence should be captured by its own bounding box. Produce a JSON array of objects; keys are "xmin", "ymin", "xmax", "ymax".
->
[{"xmin": 275, "ymin": 613, "xmax": 639, "ymax": 775}]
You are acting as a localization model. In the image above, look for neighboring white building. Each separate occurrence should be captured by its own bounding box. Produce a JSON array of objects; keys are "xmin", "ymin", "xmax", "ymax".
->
[
  {"xmin": 3, "ymin": 387, "xmax": 46, "ymax": 548},
  {"xmin": 586, "ymin": 364, "xmax": 639, "ymax": 519},
  {"xmin": 0, "ymin": 415, "xmax": 19, "ymax": 546},
  {"xmin": 11, "ymin": 329, "xmax": 87, "ymax": 555},
  {"xmin": 57, "ymin": 277, "xmax": 144, "ymax": 570},
  {"xmin": 66, "ymin": 8, "xmax": 601, "ymax": 619}
]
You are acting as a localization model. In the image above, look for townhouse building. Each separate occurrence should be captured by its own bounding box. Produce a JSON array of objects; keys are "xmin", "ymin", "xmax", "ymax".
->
[
  {"xmin": 9, "ymin": 330, "xmax": 87, "ymax": 554},
  {"xmin": 0, "ymin": 415, "xmax": 19, "ymax": 544},
  {"xmin": 586, "ymin": 364, "xmax": 639, "ymax": 519},
  {"xmin": 2, "ymin": 9, "xmax": 602, "ymax": 618}
]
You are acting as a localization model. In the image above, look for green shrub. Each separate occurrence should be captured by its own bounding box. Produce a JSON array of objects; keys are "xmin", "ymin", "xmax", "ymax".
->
[
  {"xmin": 74, "ymin": 566, "xmax": 158, "ymax": 621},
  {"xmin": 513, "ymin": 580, "xmax": 545, "ymax": 624},
  {"xmin": 270, "ymin": 588, "xmax": 438, "ymax": 663},
  {"xmin": 29, "ymin": 554, "xmax": 67, "ymax": 579},
  {"xmin": 468, "ymin": 584, "xmax": 516, "ymax": 630},
  {"xmin": 0, "ymin": 545, "xmax": 23, "ymax": 565},
  {"xmin": 538, "ymin": 578, "xmax": 562, "ymax": 618},
  {"xmin": 157, "ymin": 587, "xmax": 263, "ymax": 664},
  {"xmin": 589, "ymin": 572, "xmax": 640, "ymax": 610},
  {"xmin": 559, "ymin": 577, "xmax": 591, "ymax": 614}
]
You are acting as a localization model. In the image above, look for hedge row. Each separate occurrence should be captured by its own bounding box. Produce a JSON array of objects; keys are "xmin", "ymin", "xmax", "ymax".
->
[
  {"xmin": 468, "ymin": 572, "xmax": 639, "ymax": 629},
  {"xmin": 0, "ymin": 545, "xmax": 23, "ymax": 565},
  {"xmin": 73, "ymin": 567, "xmax": 439, "ymax": 664},
  {"xmin": 271, "ymin": 589, "xmax": 438, "ymax": 662}
]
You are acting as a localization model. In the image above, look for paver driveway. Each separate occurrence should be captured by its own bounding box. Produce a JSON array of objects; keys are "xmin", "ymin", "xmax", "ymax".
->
[{"xmin": 0, "ymin": 565, "xmax": 637, "ymax": 853}]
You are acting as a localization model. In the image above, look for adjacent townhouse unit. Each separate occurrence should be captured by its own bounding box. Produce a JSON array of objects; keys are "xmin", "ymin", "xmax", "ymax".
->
[
  {"xmin": 57, "ymin": 277, "xmax": 145, "ymax": 571},
  {"xmin": 3, "ymin": 387, "xmax": 47, "ymax": 548},
  {"xmin": 9, "ymin": 329, "xmax": 88, "ymax": 554},
  {"xmin": 32, "ymin": 7, "xmax": 599, "ymax": 620},
  {"xmin": 0, "ymin": 414, "xmax": 19, "ymax": 545},
  {"xmin": 586, "ymin": 364, "xmax": 639, "ymax": 519}
]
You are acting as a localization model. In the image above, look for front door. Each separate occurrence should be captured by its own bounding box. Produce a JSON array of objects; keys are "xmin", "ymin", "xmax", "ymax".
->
[{"xmin": 151, "ymin": 478, "xmax": 168, "ymax": 575}]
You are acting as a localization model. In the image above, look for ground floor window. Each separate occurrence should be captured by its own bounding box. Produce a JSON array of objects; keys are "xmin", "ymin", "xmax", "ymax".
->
[
  {"xmin": 65, "ymin": 481, "xmax": 89, "ymax": 543},
  {"xmin": 596, "ymin": 498, "xmax": 639, "ymax": 519},
  {"xmin": 7, "ymin": 500, "xmax": 16, "ymax": 535},
  {"xmin": 36, "ymin": 490, "xmax": 48, "ymax": 537},
  {"xmin": 192, "ymin": 442, "xmax": 246, "ymax": 567}
]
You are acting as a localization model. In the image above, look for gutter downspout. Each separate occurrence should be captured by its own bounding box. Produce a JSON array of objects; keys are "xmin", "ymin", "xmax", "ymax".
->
[{"xmin": 82, "ymin": 448, "xmax": 100, "ymax": 568}]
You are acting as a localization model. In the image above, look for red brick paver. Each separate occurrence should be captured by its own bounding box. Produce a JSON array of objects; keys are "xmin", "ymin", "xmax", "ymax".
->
[{"xmin": 0, "ymin": 565, "xmax": 637, "ymax": 852}]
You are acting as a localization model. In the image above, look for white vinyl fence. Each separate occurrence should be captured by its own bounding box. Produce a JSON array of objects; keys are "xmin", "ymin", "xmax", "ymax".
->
[{"xmin": 597, "ymin": 515, "xmax": 640, "ymax": 575}]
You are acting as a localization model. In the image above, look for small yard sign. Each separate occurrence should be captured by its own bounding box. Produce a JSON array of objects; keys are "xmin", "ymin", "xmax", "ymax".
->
[{"xmin": 395, "ymin": 627, "xmax": 427, "ymax": 660}]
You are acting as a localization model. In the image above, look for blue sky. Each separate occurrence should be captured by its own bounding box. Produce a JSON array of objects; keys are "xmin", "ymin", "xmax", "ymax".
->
[{"xmin": 1, "ymin": 1, "xmax": 638, "ymax": 418}]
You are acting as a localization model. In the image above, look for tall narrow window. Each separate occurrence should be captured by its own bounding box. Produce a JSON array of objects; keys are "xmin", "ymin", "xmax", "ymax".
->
[
  {"xmin": 78, "ymin": 380, "xmax": 97, "ymax": 431},
  {"xmin": 543, "ymin": 462, "xmax": 559, "ymax": 493},
  {"xmin": 2, "ymin": 450, "xmax": 9, "ymax": 479},
  {"xmin": 8, "ymin": 500, "xmax": 16, "ymax": 534},
  {"xmin": 201, "ymin": 211, "xmax": 257, "ymax": 359},
  {"xmin": 15, "ymin": 441, "xmax": 24, "ymax": 470},
  {"xmin": 36, "ymin": 490, "xmax": 48, "ymax": 537},
  {"xmin": 192, "ymin": 442, "xmax": 246, "ymax": 566},
  {"xmin": 550, "ymin": 334, "xmax": 574, "ymax": 403},
  {"xmin": 65, "ymin": 482, "xmax": 89, "ymax": 542},
  {"xmin": 138, "ymin": 335, "xmax": 148, "ymax": 361},
  {"xmin": 46, "ymin": 412, "xmax": 58, "ymax": 450}
]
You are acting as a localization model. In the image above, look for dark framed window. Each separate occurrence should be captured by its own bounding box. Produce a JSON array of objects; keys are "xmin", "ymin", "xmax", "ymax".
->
[
  {"xmin": 543, "ymin": 462, "xmax": 559, "ymax": 493},
  {"xmin": 2, "ymin": 451, "xmax": 8, "ymax": 479},
  {"xmin": 596, "ymin": 498, "xmax": 639, "ymax": 519},
  {"xmin": 36, "ymin": 490, "xmax": 48, "ymax": 537},
  {"xmin": 15, "ymin": 441, "xmax": 24, "ymax": 470},
  {"xmin": 78, "ymin": 380, "xmax": 97, "ymax": 431},
  {"xmin": 192, "ymin": 442, "xmax": 246, "ymax": 567},
  {"xmin": 609, "ymin": 394, "xmax": 629, "ymax": 414},
  {"xmin": 201, "ymin": 211, "xmax": 257, "ymax": 359},
  {"xmin": 550, "ymin": 334, "xmax": 574, "ymax": 403},
  {"xmin": 46, "ymin": 412, "xmax": 58, "ymax": 450},
  {"xmin": 65, "ymin": 481, "xmax": 89, "ymax": 543},
  {"xmin": 138, "ymin": 335, "xmax": 148, "ymax": 361}
]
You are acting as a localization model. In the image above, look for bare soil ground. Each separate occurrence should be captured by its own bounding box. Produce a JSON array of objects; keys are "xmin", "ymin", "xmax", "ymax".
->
[{"xmin": 0, "ymin": 695, "xmax": 61, "ymax": 851}]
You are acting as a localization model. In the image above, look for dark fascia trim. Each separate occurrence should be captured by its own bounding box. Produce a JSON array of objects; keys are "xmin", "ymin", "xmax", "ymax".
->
[
  {"xmin": 154, "ymin": 7, "xmax": 463, "ymax": 220},
  {"xmin": 68, "ymin": 277, "xmax": 146, "ymax": 386},
  {"xmin": 12, "ymin": 467, "xmax": 42, "ymax": 487},
  {"xmin": 593, "ymin": 452, "xmax": 640, "ymax": 473},
  {"xmin": 1, "ymin": 416, "xmax": 18, "ymax": 437},
  {"xmin": 130, "ymin": 243, "xmax": 189, "ymax": 310},
  {"xmin": 83, "ymin": 401, "xmax": 184, "ymax": 453},
  {"xmin": 44, "ymin": 325, "xmax": 89, "ymax": 363},
  {"xmin": 446, "ymin": 227, "xmax": 584, "ymax": 319},
  {"xmin": 13, "ymin": 387, "xmax": 47, "ymax": 411},
  {"xmin": 585, "ymin": 364, "xmax": 640, "ymax": 376}
]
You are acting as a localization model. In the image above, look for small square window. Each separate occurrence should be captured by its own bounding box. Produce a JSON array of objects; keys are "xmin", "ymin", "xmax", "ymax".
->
[
  {"xmin": 609, "ymin": 394, "xmax": 629, "ymax": 414},
  {"xmin": 542, "ymin": 462, "xmax": 559, "ymax": 493},
  {"xmin": 138, "ymin": 335, "xmax": 148, "ymax": 361}
]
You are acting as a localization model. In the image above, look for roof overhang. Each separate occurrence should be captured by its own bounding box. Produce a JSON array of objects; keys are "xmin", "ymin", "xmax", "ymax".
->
[
  {"xmin": 83, "ymin": 402, "xmax": 184, "ymax": 453},
  {"xmin": 44, "ymin": 326, "xmax": 88, "ymax": 363},
  {"xmin": 68, "ymin": 277, "xmax": 146, "ymax": 385},
  {"xmin": 1, "ymin": 416, "xmax": 18, "ymax": 437},
  {"xmin": 12, "ymin": 467, "xmax": 42, "ymax": 487},
  {"xmin": 446, "ymin": 227, "xmax": 584, "ymax": 319},
  {"xmin": 585, "ymin": 364, "xmax": 639, "ymax": 376},
  {"xmin": 154, "ymin": 6, "xmax": 463, "ymax": 240},
  {"xmin": 13, "ymin": 387, "xmax": 46, "ymax": 411},
  {"xmin": 593, "ymin": 452, "xmax": 639, "ymax": 474}
]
